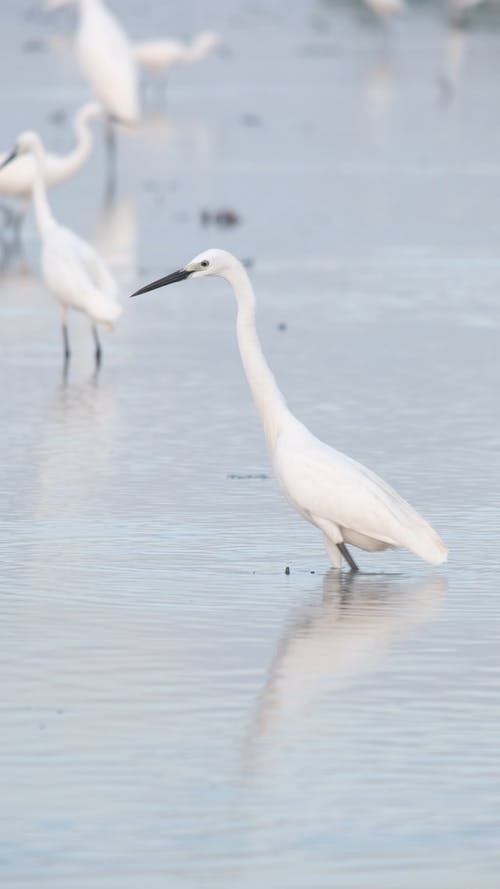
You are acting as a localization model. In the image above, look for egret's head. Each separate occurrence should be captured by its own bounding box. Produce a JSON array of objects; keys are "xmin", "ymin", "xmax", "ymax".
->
[
  {"xmin": 193, "ymin": 31, "xmax": 222, "ymax": 53},
  {"xmin": 0, "ymin": 130, "xmax": 44, "ymax": 170},
  {"xmin": 131, "ymin": 249, "xmax": 239, "ymax": 297}
]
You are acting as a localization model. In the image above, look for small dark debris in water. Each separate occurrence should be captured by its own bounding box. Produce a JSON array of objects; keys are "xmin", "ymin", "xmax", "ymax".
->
[
  {"xmin": 310, "ymin": 570, "xmax": 315, "ymax": 574},
  {"xmin": 242, "ymin": 257, "xmax": 255, "ymax": 269},
  {"xmin": 22, "ymin": 38, "xmax": 46, "ymax": 53},
  {"xmin": 277, "ymin": 322, "xmax": 287, "ymax": 331},
  {"xmin": 227, "ymin": 473, "xmax": 269, "ymax": 480},
  {"xmin": 285, "ymin": 566, "xmax": 290, "ymax": 575},
  {"xmin": 241, "ymin": 113, "xmax": 261, "ymax": 127},
  {"xmin": 200, "ymin": 208, "xmax": 241, "ymax": 228},
  {"xmin": 47, "ymin": 109, "xmax": 67, "ymax": 127}
]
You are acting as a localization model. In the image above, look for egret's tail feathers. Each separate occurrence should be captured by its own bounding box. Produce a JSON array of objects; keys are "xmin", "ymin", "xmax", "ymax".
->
[
  {"xmin": 87, "ymin": 292, "xmax": 123, "ymax": 329},
  {"xmin": 408, "ymin": 528, "xmax": 448, "ymax": 565}
]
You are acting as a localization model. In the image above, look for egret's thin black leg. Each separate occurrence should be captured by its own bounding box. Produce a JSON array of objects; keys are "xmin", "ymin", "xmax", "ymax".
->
[
  {"xmin": 92, "ymin": 325, "xmax": 102, "ymax": 370},
  {"xmin": 61, "ymin": 323, "xmax": 70, "ymax": 380},
  {"xmin": 62, "ymin": 323, "xmax": 70, "ymax": 361},
  {"xmin": 337, "ymin": 542, "xmax": 359, "ymax": 572}
]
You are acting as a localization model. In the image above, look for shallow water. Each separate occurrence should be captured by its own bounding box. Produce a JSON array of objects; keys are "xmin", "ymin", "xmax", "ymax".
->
[{"xmin": 1, "ymin": 1, "xmax": 500, "ymax": 887}]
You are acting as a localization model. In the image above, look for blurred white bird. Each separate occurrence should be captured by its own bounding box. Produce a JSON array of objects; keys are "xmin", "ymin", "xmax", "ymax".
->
[
  {"xmin": 0, "ymin": 132, "xmax": 122, "ymax": 369},
  {"xmin": 47, "ymin": 0, "xmax": 139, "ymax": 177},
  {"xmin": 0, "ymin": 101, "xmax": 103, "ymax": 225},
  {"xmin": 363, "ymin": 0, "xmax": 405, "ymax": 19},
  {"xmin": 134, "ymin": 31, "xmax": 221, "ymax": 91},
  {"xmin": 132, "ymin": 249, "xmax": 448, "ymax": 571},
  {"xmin": 75, "ymin": 0, "xmax": 138, "ymax": 124}
]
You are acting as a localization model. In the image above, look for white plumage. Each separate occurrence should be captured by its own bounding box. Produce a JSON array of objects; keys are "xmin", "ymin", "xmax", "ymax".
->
[
  {"xmin": 75, "ymin": 0, "xmax": 139, "ymax": 125},
  {"xmin": 0, "ymin": 132, "xmax": 121, "ymax": 366},
  {"xmin": 132, "ymin": 249, "xmax": 448, "ymax": 571},
  {"xmin": 0, "ymin": 102, "xmax": 102, "ymax": 203},
  {"xmin": 363, "ymin": 0, "xmax": 405, "ymax": 18},
  {"xmin": 134, "ymin": 31, "xmax": 221, "ymax": 78}
]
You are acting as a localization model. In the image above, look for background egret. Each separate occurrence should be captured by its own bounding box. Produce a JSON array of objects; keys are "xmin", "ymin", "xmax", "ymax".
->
[
  {"xmin": 132, "ymin": 249, "xmax": 447, "ymax": 571},
  {"xmin": 0, "ymin": 101, "xmax": 103, "ymax": 231},
  {"xmin": 134, "ymin": 31, "xmax": 222, "ymax": 97},
  {"xmin": 363, "ymin": 0, "xmax": 406, "ymax": 20},
  {"xmin": 0, "ymin": 132, "xmax": 121, "ymax": 369}
]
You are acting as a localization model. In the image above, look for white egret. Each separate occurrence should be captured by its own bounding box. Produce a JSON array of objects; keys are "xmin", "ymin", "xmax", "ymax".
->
[
  {"xmin": 134, "ymin": 31, "xmax": 222, "ymax": 90},
  {"xmin": 363, "ymin": 0, "xmax": 405, "ymax": 19},
  {"xmin": 132, "ymin": 249, "xmax": 448, "ymax": 571},
  {"xmin": 46, "ymin": 0, "xmax": 139, "ymax": 126},
  {"xmin": 0, "ymin": 101, "xmax": 103, "ymax": 226},
  {"xmin": 0, "ymin": 133, "xmax": 122, "ymax": 369},
  {"xmin": 75, "ymin": 0, "xmax": 138, "ymax": 125}
]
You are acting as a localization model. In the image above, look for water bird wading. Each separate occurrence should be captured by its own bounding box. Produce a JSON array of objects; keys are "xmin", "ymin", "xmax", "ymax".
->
[
  {"xmin": 0, "ymin": 133, "xmax": 122, "ymax": 369},
  {"xmin": 134, "ymin": 31, "xmax": 222, "ymax": 84},
  {"xmin": 132, "ymin": 249, "xmax": 447, "ymax": 571},
  {"xmin": 0, "ymin": 101, "xmax": 103, "ymax": 223}
]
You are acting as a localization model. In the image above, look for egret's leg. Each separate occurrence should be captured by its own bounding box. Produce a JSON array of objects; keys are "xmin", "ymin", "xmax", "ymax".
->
[
  {"xmin": 337, "ymin": 542, "xmax": 359, "ymax": 572},
  {"xmin": 105, "ymin": 118, "xmax": 117, "ymax": 200},
  {"xmin": 62, "ymin": 323, "xmax": 70, "ymax": 361},
  {"xmin": 92, "ymin": 325, "xmax": 102, "ymax": 370},
  {"xmin": 61, "ymin": 321, "xmax": 70, "ymax": 381},
  {"xmin": 322, "ymin": 532, "xmax": 343, "ymax": 570}
]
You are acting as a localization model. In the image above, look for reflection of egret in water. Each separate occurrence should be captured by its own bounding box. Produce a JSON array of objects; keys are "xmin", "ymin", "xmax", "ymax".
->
[
  {"xmin": 439, "ymin": 23, "xmax": 468, "ymax": 105},
  {"xmin": 92, "ymin": 195, "xmax": 137, "ymax": 290},
  {"xmin": 247, "ymin": 571, "xmax": 447, "ymax": 746},
  {"xmin": 364, "ymin": 53, "xmax": 396, "ymax": 118},
  {"xmin": 33, "ymin": 378, "xmax": 120, "ymax": 520},
  {"xmin": 138, "ymin": 111, "xmax": 214, "ymax": 165}
]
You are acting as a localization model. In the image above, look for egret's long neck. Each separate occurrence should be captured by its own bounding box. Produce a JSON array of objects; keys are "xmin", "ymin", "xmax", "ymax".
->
[
  {"xmin": 61, "ymin": 110, "xmax": 93, "ymax": 178},
  {"xmin": 30, "ymin": 149, "xmax": 56, "ymax": 237},
  {"xmin": 229, "ymin": 266, "xmax": 289, "ymax": 452}
]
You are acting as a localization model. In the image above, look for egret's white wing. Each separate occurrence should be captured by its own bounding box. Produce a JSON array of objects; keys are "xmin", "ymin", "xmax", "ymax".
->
[
  {"xmin": 274, "ymin": 424, "xmax": 447, "ymax": 563},
  {"xmin": 133, "ymin": 39, "xmax": 185, "ymax": 70},
  {"xmin": 77, "ymin": 0, "xmax": 138, "ymax": 123},
  {"xmin": 42, "ymin": 224, "xmax": 121, "ymax": 325},
  {"xmin": 58, "ymin": 226, "xmax": 118, "ymax": 299}
]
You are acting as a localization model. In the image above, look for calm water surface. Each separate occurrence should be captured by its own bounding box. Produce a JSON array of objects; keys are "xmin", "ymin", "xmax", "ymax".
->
[{"xmin": 1, "ymin": 1, "xmax": 499, "ymax": 887}]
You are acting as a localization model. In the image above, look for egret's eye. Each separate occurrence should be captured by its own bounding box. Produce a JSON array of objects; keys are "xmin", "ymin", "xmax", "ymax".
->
[{"xmin": 200, "ymin": 260, "xmax": 209, "ymax": 268}]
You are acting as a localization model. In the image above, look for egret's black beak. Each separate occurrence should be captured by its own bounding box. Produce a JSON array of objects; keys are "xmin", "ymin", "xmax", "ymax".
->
[
  {"xmin": 131, "ymin": 268, "xmax": 192, "ymax": 297},
  {"xmin": 0, "ymin": 148, "xmax": 18, "ymax": 171}
]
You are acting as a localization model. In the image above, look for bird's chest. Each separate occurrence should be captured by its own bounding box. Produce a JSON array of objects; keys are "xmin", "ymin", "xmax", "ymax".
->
[{"xmin": 272, "ymin": 443, "xmax": 319, "ymax": 523}]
